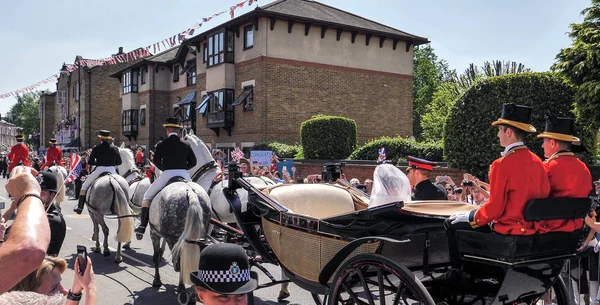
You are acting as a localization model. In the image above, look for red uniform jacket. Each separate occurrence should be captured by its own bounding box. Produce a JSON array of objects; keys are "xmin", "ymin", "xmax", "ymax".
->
[
  {"xmin": 135, "ymin": 151, "xmax": 144, "ymax": 164},
  {"xmin": 41, "ymin": 146, "xmax": 63, "ymax": 170},
  {"xmin": 8, "ymin": 143, "xmax": 30, "ymax": 172},
  {"xmin": 473, "ymin": 146, "xmax": 550, "ymax": 235},
  {"xmin": 535, "ymin": 152, "xmax": 592, "ymax": 233}
]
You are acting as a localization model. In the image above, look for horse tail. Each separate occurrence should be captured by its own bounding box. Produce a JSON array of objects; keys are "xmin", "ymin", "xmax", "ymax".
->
[
  {"xmin": 172, "ymin": 189, "xmax": 205, "ymax": 285},
  {"xmin": 110, "ymin": 177, "xmax": 134, "ymax": 243},
  {"xmin": 53, "ymin": 168, "xmax": 66, "ymax": 205}
]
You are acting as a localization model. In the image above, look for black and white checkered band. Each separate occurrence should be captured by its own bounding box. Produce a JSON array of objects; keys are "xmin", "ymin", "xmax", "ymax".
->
[{"xmin": 197, "ymin": 269, "xmax": 251, "ymax": 283}]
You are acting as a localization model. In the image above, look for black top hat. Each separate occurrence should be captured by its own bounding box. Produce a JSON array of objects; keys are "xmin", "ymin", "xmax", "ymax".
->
[
  {"xmin": 536, "ymin": 116, "xmax": 579, "ymax": 142},
  {"xmin": 163, "ymin": 117, "xmax": 182, "ymax": 128},
  {"xmin": 49, "ymin": 138, "xmax": 57, "ymax": 144},
  {"xmin": 15, "ymin": 134, "xmax": 24, "ymax": 141},
  {"xmin": 37, "ymin": 171, "xmax": 57, "ymax": 193},
  {"xmin": 491, "ymin": 103, "xmax": 536, "ymax": 133},
  {"xmin": 97, "ymin": 130, "xmax": 112, "ymax": 140},
  {"xmin": 190, "ymin": 244, "xmax": 257, "ymax": 295},
  {"xmin": 406, "ymin": 156, "xmax": 437, "ymax": 172}
]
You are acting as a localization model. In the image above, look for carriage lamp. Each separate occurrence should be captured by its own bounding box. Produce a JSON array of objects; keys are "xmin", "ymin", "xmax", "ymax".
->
[{"xmin": 227, "ymin": 162, "xmax": 242, "ymax": 189}]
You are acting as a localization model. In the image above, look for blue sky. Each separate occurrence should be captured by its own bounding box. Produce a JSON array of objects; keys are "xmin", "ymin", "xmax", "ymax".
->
[{"xmin": 0, "ymin": 0, "xmax": 589, "ymax": 117}]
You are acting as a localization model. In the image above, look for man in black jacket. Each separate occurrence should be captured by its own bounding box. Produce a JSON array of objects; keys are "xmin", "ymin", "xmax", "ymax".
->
[
  {"xmin": 406, "ymin": 156, "xmax": 447, "ymax": 201},
  {"xmin": 74, "ymin": 130, "xmax": 122, "ymax": 214},
  {"xmin": 37, "ymin": 171, "xmax": 66, "ymax": 256},
  {"xmin": 135, "ymin": 118, "xmax": 196, "ymax": 239}
]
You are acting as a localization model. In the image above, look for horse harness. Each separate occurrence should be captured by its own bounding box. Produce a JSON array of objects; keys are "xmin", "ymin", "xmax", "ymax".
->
[{"xmin": 191, "ymin": 161, "xmax": 218, "ymax": 182}]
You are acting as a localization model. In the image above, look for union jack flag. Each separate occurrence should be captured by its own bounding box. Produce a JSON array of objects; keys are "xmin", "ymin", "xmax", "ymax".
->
[
  {"xmin": 377, "ymin": 147, "xmax": 386, "ymax": 164},
  {"xmin": 65, "ymin": 154, "xmax": 82, "ymax": 183},
  {"xmin": 231, "ymin": 147, "xmax": 245, "ymax": 163}
]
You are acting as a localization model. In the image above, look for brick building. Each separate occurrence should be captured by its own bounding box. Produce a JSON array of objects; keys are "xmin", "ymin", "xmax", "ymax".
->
[
  {"xmin": 0, "ymin": 120, "xmax": 22, "ymax": 153},
  {"xmin": 114, "ymin": 0, "xmax": 428, "ymax": 156},
  {"xmin": 53, "ymin": 48, "xmax": 141, "ymax": 150},
  {"xmin": 39, "ymin": 92, "xmax": 56, "ymax": 153}
]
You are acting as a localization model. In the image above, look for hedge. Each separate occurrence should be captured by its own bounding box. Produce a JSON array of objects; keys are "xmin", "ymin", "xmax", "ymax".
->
[
  {"xmin": 251, "ymin": 142, "xmax": 300, "ymax": 159},
  {"xmin": 443, "ymin": 72, "xmax": 593, "ymax": 177},
  {"xmin": 301, "ymin": 115, "xmax": 357, "ymax": 160},
  {"xmin": 349, "ymin": 137, "xmax": 444, "ymax": 163}
]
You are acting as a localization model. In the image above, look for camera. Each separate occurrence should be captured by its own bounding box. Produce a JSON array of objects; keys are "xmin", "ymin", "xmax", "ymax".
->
[
  {"xmin": 321, "ymin": 162, "xmax": 342, "ymax": 183},
  {"xmin": 462, "ymin": 180, "xmax": 474, "ymax": 187}
]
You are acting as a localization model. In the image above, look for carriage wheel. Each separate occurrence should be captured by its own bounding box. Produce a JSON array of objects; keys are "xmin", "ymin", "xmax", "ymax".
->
[
  {"xmin": 312, "ymin": 293, "xmax": 328, "ymax": 305},
  {"xmin": 552, "ymin": 276, "xmax": 571, "ymax": 305},
  {"xmin": 328, "ymin": 254, "xmax": 435, "ymax": 305}
]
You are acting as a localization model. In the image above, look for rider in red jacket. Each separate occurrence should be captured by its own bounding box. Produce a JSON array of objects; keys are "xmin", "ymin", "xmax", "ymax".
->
[
  {"xmin": 40, "ymin": 138, "xmax": 63, "ymax": 170},
  {"xmin": 7, "ymin": 134, "xmax": 30, "ymax": 173}
]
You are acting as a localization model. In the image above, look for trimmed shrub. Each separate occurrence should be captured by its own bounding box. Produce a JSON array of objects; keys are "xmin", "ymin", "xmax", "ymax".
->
[
  {"xmin": 251, "ymin": 142, "xmax": 300, "ymax": 159},
  {"xmin": 349, "ymin": 137, "xmax": 444, "ymax": 163},
  {"xmin": 300, "ymin": 115, "xmax": 357, "ymax": 159},
  {"xmin": 443, "ymin": 72, "xmax": 592, "ymax": 177}
]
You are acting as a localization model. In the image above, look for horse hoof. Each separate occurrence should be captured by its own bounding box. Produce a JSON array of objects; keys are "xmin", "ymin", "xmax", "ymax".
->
[
  {"xmin": 91, "ymin": 247, "xmax": 101, "ymax": 253},
  {"xmin": 152, "ymin": 280, "xmax": 162, "ymax": 288},
  {"xmin": 91, "ymin": 235, "xmax": 97, "ymax": 242},
  {"xmin": 277, "ymin": 291, "xmax": 291, "ymax": 301},
  {"xmin": 178, "ymin": 292, "xmax": 190, "ymax": 305},
  {"xmin": 136, "ymin": 233, "xmax": 144, "ymax": 241},
  {"xmin": 123, "ymin": 242, "xmax": 131, "ymax": 249},
  {"xmin": 114, "ymin": 256, "xmax": 123, "ymax": 263},
  {"xmin": 103, "ymin": 250, "xmax": 111, "ymax": 257}
]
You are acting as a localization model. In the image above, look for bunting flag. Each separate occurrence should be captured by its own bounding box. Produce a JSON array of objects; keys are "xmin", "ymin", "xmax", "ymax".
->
[
  {"xmin": 231, "ymin": 147, "xmax": 245, "ymax": 163},
  {"xmin": 0, "ymin": 0, "xmax": 256, "ymax": 100}
]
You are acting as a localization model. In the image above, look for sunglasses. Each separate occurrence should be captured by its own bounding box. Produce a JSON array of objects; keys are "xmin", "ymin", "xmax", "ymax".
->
[{"xmin": 446, "ymin": 188, "xmax": 453, "ymax": 191}]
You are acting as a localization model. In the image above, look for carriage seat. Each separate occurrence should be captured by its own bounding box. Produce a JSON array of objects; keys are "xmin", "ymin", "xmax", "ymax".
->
[
  {"xmin": 456, "ymin": 197, "xmax": 592, "ymax": 264},
  {"xmin": 267, "ymin": 184, "xmax": 355, "ymax": 219},
  {"xmin": 401, "ymin": 201, "xmax": 477, "ymax": 217}
]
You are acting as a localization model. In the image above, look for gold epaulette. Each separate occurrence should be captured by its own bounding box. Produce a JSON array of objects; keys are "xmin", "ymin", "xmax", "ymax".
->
[
  {"xmin": 544, "ymin": 151, "xmax": 575, "ymax": 163},
  {"xmin": 500, "ymin": 145, "xmax": 528, "ymax": 161}
]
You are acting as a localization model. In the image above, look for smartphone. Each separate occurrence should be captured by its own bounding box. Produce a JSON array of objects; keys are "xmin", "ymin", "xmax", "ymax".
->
[
  {"xmin": 76, "ymin": 245, "xmax": 87, "ymax": 275},
  {"xmin": 463, "ymin": 173, "xmax": 469, "ymax": 181}
]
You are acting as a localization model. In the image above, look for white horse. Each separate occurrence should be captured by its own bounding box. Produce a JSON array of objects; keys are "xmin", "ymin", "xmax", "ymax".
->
[
  {"xmin": 116, "ymin": 145, "xmax": 155, "ymax": 212},
  {"xmin": 47, "ymin": 165, "xmax": 68, "ymax": 207}
]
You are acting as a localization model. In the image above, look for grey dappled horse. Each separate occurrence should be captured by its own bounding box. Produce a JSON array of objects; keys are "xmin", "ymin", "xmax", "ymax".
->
[
  {"xmin": 148, "ymin": 181, "xmax": 211, "ymax": 304},
  {"xmin": 47, "ymin": 165, "xmax": 67, "ymax": 207},
  {"xmin": 85, "ymin": 173, "xmax": 134, "ymax": 263}
]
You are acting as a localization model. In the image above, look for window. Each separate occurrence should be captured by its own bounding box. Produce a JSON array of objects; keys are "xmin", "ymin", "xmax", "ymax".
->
[
  {"xmin": 185, "ymin": 60, "xmax": 196, "ymax": 86},
  {"xmin": 121, "ymin": 110, "xmax": 139, "ymax": 134},
  {"xmin": 233, "ymin": 86, "xmax": 254, "ymax": 111},
  {"xmin": 122, "ymin": 71, "xmax": 138, "ymax": 94},
  {"xmin": 75, "ymin": 83, "xmax": 80, "ymax": 101},
  {"xmin": 203, "ymin": 29, "xmax": 234, "ymax": 68},
  {"xmin": 141, "ymin": 68, "xmax": 146, "ymax": 85},
  {"xmin": 173, "ymin": 65, "xmax": 180, "ymax": 82},
  {"xmin": 203, "ymin": 43, "xmax": 208, "ymax": 63},
  {"xmin": 140, "ymin": 108, "xmax": 146, "ymax": 125},
  {"xmin": 244, "ymin": 25, "xmax": 254, "ymax": 49}
]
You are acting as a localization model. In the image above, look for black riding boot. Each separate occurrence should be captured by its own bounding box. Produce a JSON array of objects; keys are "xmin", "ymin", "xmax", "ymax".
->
[
  {"xmin": 74, "ymin": 195, "xmax": 85, "ymax": 214},
  {"xmin": 135, "ymin": 207, "xmax": 149, "ymax": 240}
]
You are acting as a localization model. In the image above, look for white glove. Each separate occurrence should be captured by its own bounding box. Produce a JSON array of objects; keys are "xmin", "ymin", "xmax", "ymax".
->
[{"xmin": 449, "ymin": 211, "xmax": 471, "ymax": 225}]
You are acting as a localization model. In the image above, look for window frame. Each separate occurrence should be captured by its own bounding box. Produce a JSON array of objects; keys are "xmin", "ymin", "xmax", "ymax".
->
[
  {"xmin": 243, "ymin": 86, "xmax": 254, "ymax": 111},
  {"xmin": 140, "ymin": 108, "xmax": 146, "ymax": 125},
  {"xmin": 243, "ymin": 25, "xmax": 254, "ymax": 50},
  {"xmin": 122, "ymin": 70, "xmax": 138, "ymax": 94},
  {"xmin": 121, "ymin": 109, "xmax": 139, "ymax": 134},
  {"xmin": 140, "ymin": 68, "xmax": 146, "ymax": 85},
  {"xmin": 186, "ymin": 60, "xmax": 196, "ymax": 86},
  {"xmin": 173, "ymin": 65, "xmax": 180, "ymax": 82},
  {"xmin": 203, "ymin": 29, "xmax": 235, "ymax": 68}
]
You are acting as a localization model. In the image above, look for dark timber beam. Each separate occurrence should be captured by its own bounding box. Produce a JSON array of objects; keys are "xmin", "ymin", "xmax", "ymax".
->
[
  {"xmin": 288, "ymin": 21, "xmax": 295, "ymax": 33},
  {"xmin": 253, "ymin": 19, "xmax": 259, "ymax": 31},
  {"xmin": 351, "ymin": 31, "xmax": 358, "ymax": 43},
  {"xmin": 321, "ymin": 26, "xmax": 328, "ymax": 39},
  {"xmin": 406, "ymin": 41, "xmax": 413, "ymax": 52},
  {"xmin": 305, "ymin": 23, "xmax": 311, "ymax": 36},
  {"xmin": 393, "ymin": 39, "xmax": 399, "ymax": 50},
  {"xmin": 336, "ymin": 29, "xmax": 343, "ymax": 41},
  {"xmin": 270, "ymin": 18, "xmax": 276, "ymax": 31},
  {"xmin": 379, "ymin": 36, "xmax": 386, "ymax": 48},
  {"xmin": 234, "ymin": 26, "xmax": 240, "ymax": 38},
  {"xmin": 365, "ymin": 34, "xmax": 372, "ymax": 46}
]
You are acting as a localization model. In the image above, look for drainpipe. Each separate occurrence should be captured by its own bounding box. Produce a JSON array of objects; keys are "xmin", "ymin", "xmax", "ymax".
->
[
  {"xmin": 151, "ymin": 64, "xmax": 156, "ymax": 147},
  {"xmin": 77, "ymin": 64, "xmax": 81, "ymax": 150},
  {"xmin": 88, "ymin": 69, "xmax": 92, "ymax": 149}
]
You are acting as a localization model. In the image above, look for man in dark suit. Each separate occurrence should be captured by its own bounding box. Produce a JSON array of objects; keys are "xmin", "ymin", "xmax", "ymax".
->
[
  {"xmin": 406, "ymin": 156, "xmax": 447, "ymax": 201},
  {"xmin": 74, "ymin": 130, "xmax": 122, "ymax": 214},
  {"xmin": 135, "ymin": 117, "xmax": 197, "ymax": 239}
]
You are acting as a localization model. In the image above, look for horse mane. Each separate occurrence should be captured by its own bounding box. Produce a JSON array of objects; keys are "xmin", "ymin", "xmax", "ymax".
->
[{"xmin": 119, "ymin": 147, "xmax": 136, "ymax": 169}]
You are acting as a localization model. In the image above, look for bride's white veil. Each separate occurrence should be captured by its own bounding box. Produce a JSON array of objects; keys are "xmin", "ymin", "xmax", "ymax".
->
[{"xmin": 368, "ymin": 164, "xmax": 412, "ymax": 207}]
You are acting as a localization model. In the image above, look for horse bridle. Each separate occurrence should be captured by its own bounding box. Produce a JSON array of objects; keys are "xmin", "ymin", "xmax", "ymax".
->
[{"xmin": 191, "ymin": 161, "xmax": 218, "ymax": 182}]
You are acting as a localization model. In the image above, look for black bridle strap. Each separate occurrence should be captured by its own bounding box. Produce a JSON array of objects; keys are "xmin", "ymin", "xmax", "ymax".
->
[{"xmin": 191, "ymin": 161, "xmax": 218, "ymax": 182}]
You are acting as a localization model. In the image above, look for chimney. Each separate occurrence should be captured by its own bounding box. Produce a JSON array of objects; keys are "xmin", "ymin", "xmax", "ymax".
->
[{"xmin": 118, "ymin": 47, "xmax": 124, "ymax": 54}]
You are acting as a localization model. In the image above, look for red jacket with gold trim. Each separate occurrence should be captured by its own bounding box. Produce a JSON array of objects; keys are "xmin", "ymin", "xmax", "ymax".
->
[
  {"xmin": 535, "ymin": 152, "xmax": 591, "ymax": 233},
  {"xmin": 473, "ymin": 146, "xmax": 550, "ymax": 235},
  {"xmin": 7, "ymin": 143, "xmax": 30, "ymax": 172},
  {"xmin": 41, "ymin": 146, "xmax": 63, "ymax": 170}
]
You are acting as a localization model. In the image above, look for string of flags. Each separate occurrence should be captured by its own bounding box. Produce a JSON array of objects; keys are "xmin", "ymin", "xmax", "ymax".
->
[{"xmin": 0, "ymin": 0, "xmax": 257, "ymax": 100}]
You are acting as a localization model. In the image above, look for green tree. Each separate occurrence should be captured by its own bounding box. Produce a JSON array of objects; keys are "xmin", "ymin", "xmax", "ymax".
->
[
  {"xmin": 6, "ymin": 91, "xmax": 43, "ymax": 141},
  {"xmin": 553, "ymin": 0, "xmax": 600, "ymax": 158},
  {"xmin": 412, "ymin": 45, "xmax": 455, "ymax": 140}
]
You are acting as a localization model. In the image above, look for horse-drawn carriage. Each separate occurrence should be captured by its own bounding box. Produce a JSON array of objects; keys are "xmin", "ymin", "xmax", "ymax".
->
[{"xmin": 215, "ymin": 163, "xmax": 591, "ymax": 305}]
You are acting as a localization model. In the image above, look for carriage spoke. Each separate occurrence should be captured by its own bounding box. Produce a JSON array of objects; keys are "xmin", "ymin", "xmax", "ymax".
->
[
  {"xmin": 357, "ymin": 267, "xmax": 376, "ymax": 305},
  {"xmin": 378, "ymin": 267, "xmax": 387, "ymax": 305},
  {"xmin": 341, "ymin": 281, "xmax": 370, "ymax": 305}
]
